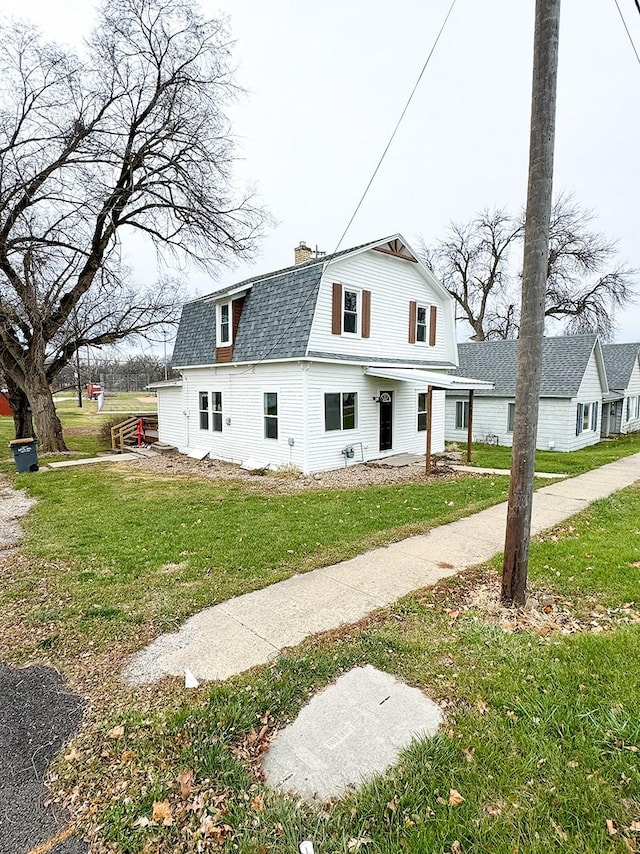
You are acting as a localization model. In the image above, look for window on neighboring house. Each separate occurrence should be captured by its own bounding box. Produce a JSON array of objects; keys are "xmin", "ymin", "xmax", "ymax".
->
[
  {"xmin": 199, "ymin": 391, "xmax": 209, "ymax": 430},
  {"xmin": 455, "ymin": 400, "xmax": 469, "ymax": 430},
  {"xmin": 507, "ymin": 401, "xmax": 515, "ymax": 433},
  {"xmin": 325, "ymin": 392, "xmax": 357, "ymax": 431},
  {"xmin": 417, "ymin": 393, "xmax": 428, "ymax": 431},
  {"xmin": 591, "ymin": 400, "xmax": 599, "ymax": 432},
  {"xmin": 343, "ymin": 289, "xmax": 359, "ymax": 334},
  {"xmin": 416, "ymin": 305, "xmax": 428, "ymax": 343},
  {"xmin": 212, "ymin": 391, "xmax": 222, "ymax": 432},
  {"xmin": 626, "ymin": 397, "xmax": 631, "ymax": 422},
  {"xmin": 264, "ymin": 392, "xmax": 278, "ymax": 439},
  {"xmin": 582, "ymin": 403, "xmax": 591, "ymax": 432},
  {"xmin": 217, "ymin": 301, "xmax": 231, "ymax": 345},
  {"xmin": 636, "ymin": 396, "xmax": 640, "ymax": 419}
]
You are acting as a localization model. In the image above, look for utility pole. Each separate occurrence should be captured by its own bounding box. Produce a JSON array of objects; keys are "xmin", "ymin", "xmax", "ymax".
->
[{"xmin": 502, "ymin": 0, "xmax": 561, "ymax": 605}]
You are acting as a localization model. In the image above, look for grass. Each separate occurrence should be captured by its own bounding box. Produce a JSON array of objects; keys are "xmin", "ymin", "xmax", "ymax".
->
[
  {"xmin": 54, "ymin": 485, "xmax": 640, "ymax": 853},
  {"xmin": 458, "ymin": 431, "xmax": 640, "ymax": 474},
  {"xmin": 0, "ymin": 391, "xmax": 157, "ymax": 470},
  {"xmin": 2, "ymin": 467, "xmax": 512, "ymax": 656}
]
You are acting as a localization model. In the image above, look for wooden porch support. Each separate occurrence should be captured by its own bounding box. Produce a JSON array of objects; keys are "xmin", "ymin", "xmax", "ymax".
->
[
  {"xmin": 466, "ymin": 389, "xmax": 474, "ymax": 463},
  {"xmin": 425, "ymin": 385, "xmax": 433, "ymax": 475}
]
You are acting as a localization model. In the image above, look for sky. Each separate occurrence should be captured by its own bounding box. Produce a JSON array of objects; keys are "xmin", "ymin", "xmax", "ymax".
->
[{"xmin": 2, "ymin": 0, "xmax": 640, "ymax": 344}]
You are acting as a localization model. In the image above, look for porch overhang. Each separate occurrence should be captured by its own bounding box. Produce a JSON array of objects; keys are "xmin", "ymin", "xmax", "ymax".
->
[{"xmin": 364, "ymin": 366, "xmax": 494, "ymax": 392}]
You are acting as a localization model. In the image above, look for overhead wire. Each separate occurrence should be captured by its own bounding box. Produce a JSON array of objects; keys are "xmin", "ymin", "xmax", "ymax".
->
[
  {"xmin": 233, "ymin": 0, "xmax": 459, "ymax": 375},
  {"xmin": 613, "ymin": 0, "xmax": 640, "ymax": 65}
]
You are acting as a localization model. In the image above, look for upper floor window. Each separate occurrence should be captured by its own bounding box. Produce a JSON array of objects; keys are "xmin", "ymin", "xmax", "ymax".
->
[
  {"xmin": 264, "ymin": 392, "xmax": 278, "ymax": 439},
  {"xmin": 416, "ymin": 305, "xmax": 428, "ymax": 343},
  {"xmin": 343, "ymin": 289, "xmax": 359, "ymax": 334},
  {"xmin": 217, "ymin": 301, "xmax": 231, "ymax": 345}
]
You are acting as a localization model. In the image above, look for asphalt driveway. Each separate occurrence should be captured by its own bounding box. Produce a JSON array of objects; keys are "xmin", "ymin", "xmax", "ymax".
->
[{"xmin": 0, "ymin": 662, "xmax": 86, "ymax": 854}]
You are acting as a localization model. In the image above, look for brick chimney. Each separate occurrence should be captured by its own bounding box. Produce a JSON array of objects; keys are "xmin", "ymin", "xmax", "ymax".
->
[{"xmin": 294, "ymin": 241, "xmax": 314, "ymax": 265}]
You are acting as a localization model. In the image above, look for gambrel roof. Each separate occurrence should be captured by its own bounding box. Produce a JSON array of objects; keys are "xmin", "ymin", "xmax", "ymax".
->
[
  {"xmin": 601, "ymin": 343, "xmax": 640, "ymax": 392},
  {"xmin": 452, "ymin": 334, "xmax": 607, "ymax": 398},
  {"xmin": 172, "ymin": 235, "xmax": 446, "ymax": 368}
]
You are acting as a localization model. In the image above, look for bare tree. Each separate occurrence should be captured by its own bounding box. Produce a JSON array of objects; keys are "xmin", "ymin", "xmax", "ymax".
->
[
  {"xmin": 422, "ymin": 195, "xmax": 635, "ymax": 342},
  {"xmin": 0, "ymin": 0, "xmax": 266, "ymax": 450}
]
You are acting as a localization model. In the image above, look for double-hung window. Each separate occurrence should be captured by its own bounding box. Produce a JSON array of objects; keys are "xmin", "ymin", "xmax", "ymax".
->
[
  {"xmin": 416, "ymin": 305, "xmax": 428, "ymax": 343},
  {"xmin": 264, "ymin": 392, "xmax": 278, "ymax": 439},
  {"xmin": 455, "ymin": 400, "xmax": 469, "ymax": 430},
  {"xmin": 217, "ymin": 301, "xmax": 231, "ymax": 346},
  {"xmin": 417, "ymin": 393, "xmax": 428, "ymax": 432},
  {"xmin": 211, "ymin": 392, "xmax": 223, "ymax": 432},
  {"xmin": 507, "ymin": 402, "xmax": 515, "ymax": 433},
  {"xmin": 343, "ymin": 289, "xmax": 359, "ymax": 334},
  {"xmin": 325, "ymin": 392, "xmax": 357, "ymax": 431},
  {"xmin": 199, "ymin": 392, "xmax": 209, "ymax": 430}
]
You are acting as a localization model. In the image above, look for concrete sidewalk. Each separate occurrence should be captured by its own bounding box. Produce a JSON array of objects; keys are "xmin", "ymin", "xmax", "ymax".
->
[{"xmin": 122, "ymin": 453, "xmax": 640, "ymax": 686}]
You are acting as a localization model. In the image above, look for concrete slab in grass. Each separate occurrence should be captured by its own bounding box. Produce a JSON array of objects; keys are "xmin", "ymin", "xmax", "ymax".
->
[{"xmin": 263, "ymin": 665, "xmax": 443, "ymax": 800}]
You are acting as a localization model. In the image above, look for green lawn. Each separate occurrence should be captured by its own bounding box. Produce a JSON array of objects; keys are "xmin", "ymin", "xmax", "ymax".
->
[
  {"xmin": 57, "ymin": 485, "xmax": 640, "ymax": 853},
  {"xmin": 460, "ymin": 432, "xmax": 640, "ymax": 474},
  {"xmin": 3, "ymin": 467, "xmax": 512, "ymax": 657}
]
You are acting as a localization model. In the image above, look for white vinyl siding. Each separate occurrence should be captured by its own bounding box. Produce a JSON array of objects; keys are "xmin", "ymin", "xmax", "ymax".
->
[
  {"xmin": 621, "ymin": 361, "xmax": 640, "ymax": 433},
  {"xmin": 308, "ymin": 250, "xmax": 457, "ymax": 366},
  {"xmin": 157, "ymin": 385, "xmax": 185, "ymax": 447}
]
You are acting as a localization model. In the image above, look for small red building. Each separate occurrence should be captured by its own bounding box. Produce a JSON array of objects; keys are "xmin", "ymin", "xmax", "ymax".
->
[{"xmin": 0, "ymin": 390, "xmax": 12, "ymax": 416}]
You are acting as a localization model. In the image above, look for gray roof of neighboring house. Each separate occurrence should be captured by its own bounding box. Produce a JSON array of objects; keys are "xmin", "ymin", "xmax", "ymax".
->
[
  {"xmin": 601, "ymin": 343, "xmax": 640, "ymax": 392},
  {"xmin": 171, "ymin": 239, "xmax": 386, "ymax": 367},
  {"xmin": 451, "ymin": 334, "xmax": 600, "ymax": 398}
]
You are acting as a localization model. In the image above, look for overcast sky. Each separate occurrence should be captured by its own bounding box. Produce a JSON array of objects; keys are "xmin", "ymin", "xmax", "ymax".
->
[{"xmin": 3, "ymin": 0, "xmax": 640, "ymax": 343}]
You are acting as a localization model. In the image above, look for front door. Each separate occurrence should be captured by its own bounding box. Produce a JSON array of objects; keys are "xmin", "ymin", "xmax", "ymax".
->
[{"xmin": 379, "ymin": 390, "xmax": 393, "ymax": 451}]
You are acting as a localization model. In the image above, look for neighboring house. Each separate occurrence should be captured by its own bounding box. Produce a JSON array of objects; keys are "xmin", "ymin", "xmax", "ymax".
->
[
  {"xmin": 601, "ymin": 343, "xmax": 640, "ymax": 435},
  {"xmin": 445, "ymin": 335, "xmax": 609, "ymax": 452},
  {"xmin": 154, "ymin": 235, "xmax": 490, "ymax": 474}
]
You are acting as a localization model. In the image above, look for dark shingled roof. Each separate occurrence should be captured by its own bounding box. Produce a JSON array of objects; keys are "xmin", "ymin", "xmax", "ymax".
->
[
  {"xmin": 172, "ymin": 299, "xmax": 217, "ymax": 367},
  {"xmin": 453, "ymin": 334, "xmax": 600, "ymax": 398},
  {"xmin": 601, "ymin": 343, "xmax": 640, "ymax": 392},
  {"xmin": 171, "ymin": 237, "xmax": 400, "ymax": 367}
]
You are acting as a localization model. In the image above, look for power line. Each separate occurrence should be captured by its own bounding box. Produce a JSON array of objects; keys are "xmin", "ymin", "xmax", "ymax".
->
[
  {"xmin": 332, "ymin": 0, "xmax": 458, "ymax": 256},
  {"xmin": 613, "ymin": 0, "xmax": 640, "ymax": 66},
  {"xmin": 234, "ymin": 0, "xmax": 458, "ymax": 375}
]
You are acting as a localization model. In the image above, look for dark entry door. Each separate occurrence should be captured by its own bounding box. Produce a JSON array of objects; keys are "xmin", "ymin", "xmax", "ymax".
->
[{"xmin": 379, "ymin": 390, "xmax": 393, "ymax": 451}]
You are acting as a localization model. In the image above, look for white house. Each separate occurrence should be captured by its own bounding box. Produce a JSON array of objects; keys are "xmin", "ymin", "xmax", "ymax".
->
[
  {"xmin": 154, "ymin": 235, "xmax": 490, "ymax": 474},
  {"xmin": 445, "ymin": 335, "xmax": 609, "ymax": 452},
  {"xmin": 601, "ymin": 343, "xmax": 640, "ymax": 435}
]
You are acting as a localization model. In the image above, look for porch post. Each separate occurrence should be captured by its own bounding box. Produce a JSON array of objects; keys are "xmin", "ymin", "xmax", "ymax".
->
[
  {"xmin": 466, "ymin": 389, "xmax": 474, "ymax": 463},
  {"xmin": 425, "ymin": 385, "xmax": 433, "ymax": 474}
]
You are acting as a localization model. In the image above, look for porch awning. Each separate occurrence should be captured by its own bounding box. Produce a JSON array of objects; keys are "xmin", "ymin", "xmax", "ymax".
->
[{"xmin": 364, "ymin": 366, "xmax": 493, "ymax": 392}]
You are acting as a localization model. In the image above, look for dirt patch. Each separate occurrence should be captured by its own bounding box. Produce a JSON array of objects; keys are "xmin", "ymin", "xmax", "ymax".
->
[
  {"xmin": 126, "ymin": 452, "xmax": 461, "ymax": 495},
  {"xmin": 0, "ymin": 473, "xmax": 36, "ymax": 553}
]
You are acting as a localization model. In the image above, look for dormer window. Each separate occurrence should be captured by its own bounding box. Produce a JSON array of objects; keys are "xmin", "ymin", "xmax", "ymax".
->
[
  {"xmin": 343, "ymin": 289, "xmax": 359, "ymax": 334},
  {"xmin": 217, "ymin": 301, "xmax": 231, "ymax": 346}
]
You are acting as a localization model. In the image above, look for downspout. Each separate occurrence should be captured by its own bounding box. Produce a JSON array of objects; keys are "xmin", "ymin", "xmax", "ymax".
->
[{"xmin": 466, "ymin": 389, "xmax": 474, "ymax": 463}]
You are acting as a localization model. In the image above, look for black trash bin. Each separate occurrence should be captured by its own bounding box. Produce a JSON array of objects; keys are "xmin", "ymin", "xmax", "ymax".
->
[{"xmin": 9, "ymin": 437, "xmax": 39, "ymax": 473}]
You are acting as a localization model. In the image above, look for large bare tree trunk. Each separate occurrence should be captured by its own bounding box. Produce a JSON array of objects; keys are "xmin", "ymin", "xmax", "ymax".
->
[
  {"xmin": 23, "ymin": 376, "xmax": 67, "ymax": 452},
  {"xmin": 6, "ymin": 376, "xmax": 34, "ymax": 439}
]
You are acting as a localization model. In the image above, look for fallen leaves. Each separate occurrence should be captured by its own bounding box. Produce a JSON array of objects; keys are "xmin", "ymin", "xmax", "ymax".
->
[
  {"xmin": 606, "ymin": 819, "xmax": 617, "ymax": 835},
  {"xmin": 348, "ymin": 837, "xmax": 373, "ymax": 851},
  {"xmin": 106, "ymin": 724, "xmax": 125, "ymax": 739},
  {"xmin": 448, "ymin": 789, "xmax": 465, "ymax": 807},
  {"xmin": 177, "ymin": 769, "xmax": 195, "ymax": 799},
  {"xmin": 151, "ymin": 800, "xmax": 173, "ymax": 826}
]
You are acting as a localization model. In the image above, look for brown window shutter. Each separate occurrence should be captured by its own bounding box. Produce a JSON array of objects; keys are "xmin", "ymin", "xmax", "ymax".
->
[
  {"xmin": 332, "ymin": 283, "xmax": 342, "ymax": 335},
  {"xmin": 361, "ymin": 290, "xmax": 371, "ymax": 338},
  {"xmin": 232, "ymin": 296, "xmax": 245, "ymax": 339},
  {"xmin": 429, "ymin": 305, "xmax": 437, "ymax": 346},
  {"xmin": 408, "ymin": 301, "xmax": 417, "ymax": 343}
]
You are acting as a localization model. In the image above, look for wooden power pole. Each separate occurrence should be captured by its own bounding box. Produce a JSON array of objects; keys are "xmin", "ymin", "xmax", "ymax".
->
[{"xmin": 502, "ymin": 0, "xmax": 561, "ymax": 605}]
